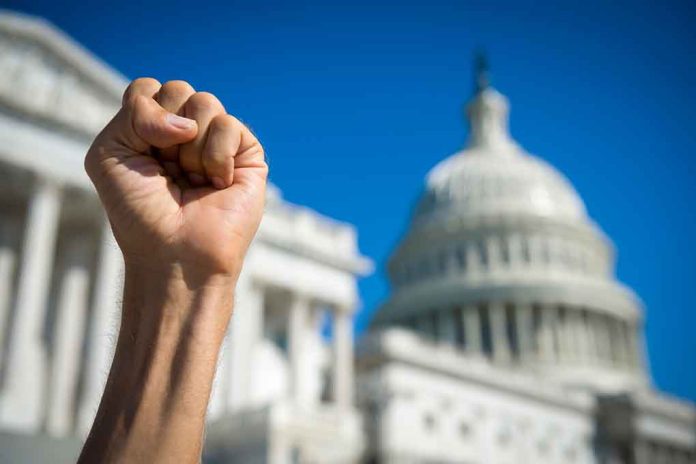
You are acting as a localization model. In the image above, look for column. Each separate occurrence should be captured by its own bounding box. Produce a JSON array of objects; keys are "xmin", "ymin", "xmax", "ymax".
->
[
  {"xmin": 489, "ymin": 303, "xmax": 510, "ymax": 363},
  {"xmin": 227, "ymin": 279, "xmax": 264, "ymax": 410},
  {"xmin": 486, "ymin": 237, "xmax": 500, "ymax": 272},
  {"xmin": 527, "ymin": 235, "xmax": 541, "ymax": 267},
  {"xmin": 47, "ymin": 234, "xmax": 92, "ymax": 436},
  {"xmin": 516, "ymin": 303, "xmax": 534, "ymax": 362},
  {"xmin": 567, "ymin": 308, "xmax": 582, "ymax": 362},
  {"xmin": 289, "ymin": 293, "xmax": 311, "ymax": 405},
  {"xmin": 620, "ymin": 321, "xmax": 632, "ymax": 368},
  {"xmin": 333, "ymin": 309, "xmax": 354, "ymax": 409},
  {"xmin": 538, "ymin": 305, "xmax": 557, "ymax": 362},
  {"xmin": 437, "ymin": 308, "xmax": 457, "ymax": 345},
  {"xmin": 508, "ymin": 234, "xmax": 523, "ymax": 268},
  {"xmin": 627, "ymin": 321, "xmax": 640, "ymax": 369},
  {"xmin": 0, "ymin": 181, "xmax": 61, "ymax": 431},
  {"xmin": 0, "ymin": 215, "xmax": 19, "ymax": 367},
  {"xmin": 463, "ymin": 305, "xmax": 481, "ymax": 355},
  {"xmin": 77, "ymin": 224, "xmax": 123, "ymax": 435},
  {"xmin": 466, "ymin": 241, "xmax": 480, "ymax": 274},
  {"xmin": 596, "ymin": 315, "xmax": 612, "ymax": 366},
  {"xmin": 556, "ymin": 307, "xmax": 571, "ymax": 361}
]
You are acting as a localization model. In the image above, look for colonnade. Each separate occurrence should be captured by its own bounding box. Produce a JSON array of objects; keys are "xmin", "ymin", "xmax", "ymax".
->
[
  {"xmin": 394, "ymin": 231, "xmax": 610, "ymax": 287},
  {"xmin": 0, "ymin": 176, "xmax": 357, "ymax": 439},
  {"xmin": 222, "ymin": 284, "xmax": 354, "ymax": 413},
  {"xmin": 408, "ymin": 302, "xmax": 642, "ymax": 370},
  {"xmin": 0, "ymin": 179, "xmax": 122, "ymax": 436}
]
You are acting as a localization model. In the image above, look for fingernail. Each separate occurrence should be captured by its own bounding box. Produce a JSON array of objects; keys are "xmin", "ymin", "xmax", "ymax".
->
[
  {"xmin": 211, "ymin": 177, "xmax": 226, "ymax": 189},
  {"xmin": 166, "ymin": 113, "xmax": 196, "ymax": 130},
  {"xmin": 188, "ymin": 172, "xmax": 206, "ymax": 185}
]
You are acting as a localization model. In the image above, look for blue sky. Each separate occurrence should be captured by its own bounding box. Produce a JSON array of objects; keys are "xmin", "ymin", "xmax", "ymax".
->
[{"xmin": 6, "ymin": 0, "xmax": 695, "ymax": 402}]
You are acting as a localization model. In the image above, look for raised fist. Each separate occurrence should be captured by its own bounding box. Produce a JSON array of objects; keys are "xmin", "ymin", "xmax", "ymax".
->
[{"xmin": 85, "ymin": 78, "xmax": 268, "ymax": 281}]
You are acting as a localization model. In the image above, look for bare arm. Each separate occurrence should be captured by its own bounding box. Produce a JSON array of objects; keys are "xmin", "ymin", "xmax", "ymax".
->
[{"xmin": 78, "ymin": 78, "xmax": 267, "ymax": 463}]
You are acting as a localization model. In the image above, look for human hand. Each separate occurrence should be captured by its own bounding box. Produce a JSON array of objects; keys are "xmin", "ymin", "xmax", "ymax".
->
[{"xmin": 85, "ymin": 78, "xmax": 267, "ymax": 283}]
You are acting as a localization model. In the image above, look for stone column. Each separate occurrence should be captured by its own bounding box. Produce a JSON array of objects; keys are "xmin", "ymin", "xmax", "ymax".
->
[
  {"xmin": 567, "ymin": 309, "xmax": 583, "ymax": 362},
  {"xmin": 289, "ymin": 293, "xmax": 311, "ymax": 405},
  {"xmin": 466, "ymin": 242, "xmax": 479, "ymax": 274},
  {"xmin": 508, "ymin": 234, "xmax": 523, "ymax": 269},
  {"xmin": 486, "ymin": 237, "xmax": 500, "ymax": 272},
  {"xmin": 47, "ymin": 233, "xmax": 93, "ymax": 436},
  {"xmin": 489, "ymin": 303, "xmax": 510, "ymax": 363},
  {"xmin": 333, "ymin": 309, "xmax": 354, "ymax": 409},
  {"xmin": 538, "ymin": 305, "xmax": 557, "ymax": 362},
  {"xmin": 556, "ymin": 307, "xmax": 571, "ymax": 361},
  {"xmin": 437, "ymin": 308, "xmax": 457, "ymax": 345},
  {"xmin": 463, "ymin": 305, "xmax": 481, "ymax": 355},
  {"xmin": 627, "ymin": 321, "xmax": 640, "ymax": 369},
  {"xmin": 227, "ymin": 279, "xmax": 264, "ymax": 410},
  {"xmin": 0, "ymin": 180, "xmax": 61, "ymax": 431},
  {"xmin": 77, "ymin": 224, "xmax": 123, "ymax": 435},
  {"xmin": 596, "ymin": 315, "xmax": 612, "ymax": 366},
  {"xmin": 0, "ymin": 215, "xmax": 19, "ymax": 367},
  {"xmin": 516, "ymin": 303, "xmax": 534, "ymax": 362}
]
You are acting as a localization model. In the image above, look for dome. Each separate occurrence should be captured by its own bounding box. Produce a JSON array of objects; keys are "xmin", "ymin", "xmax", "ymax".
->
[
  {"xmin": 415, "ymin": 88, "xmax": 587, "ymax": 226},
  {"xmin": 374, "ymin": 71, "xmax": 648, "ymax": 394}
]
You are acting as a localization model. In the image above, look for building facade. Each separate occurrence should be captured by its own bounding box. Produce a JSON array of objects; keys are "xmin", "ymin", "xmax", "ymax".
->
[
  {"xmin": 358, "ymin": 62, "xmax": 696, "ymax": 463},
  {"xmin": 0, "ymin": 11, "xmax": 370, "ymax": 464},
  {"xmin": 0, "ymin": 10, "xmax": 694, "ymax": 464}
]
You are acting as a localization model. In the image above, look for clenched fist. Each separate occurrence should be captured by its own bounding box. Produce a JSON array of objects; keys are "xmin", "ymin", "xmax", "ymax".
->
[{"xmin": 85, "ymin": 78, "xmax": 267, "ymax": 280}]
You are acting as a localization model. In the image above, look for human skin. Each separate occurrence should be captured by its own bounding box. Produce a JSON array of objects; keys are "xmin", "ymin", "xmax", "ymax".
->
[{"xmin": 78, "ymin": 78, "xmax": 268, "ymax": 463}]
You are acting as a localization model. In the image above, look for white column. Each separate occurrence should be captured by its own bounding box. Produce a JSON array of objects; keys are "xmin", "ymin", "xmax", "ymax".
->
[
  {"xmin": 567, "ymin": 309, "xmax": 582, "ymax": 362},
  {"xmin": 489, "ymin": 303, "xmax": 510, "ymax": 363},
  {"xmin": 508, "ymin": 234, "xmax": 523, "ymax": 269},
  {"xmin": 289, "ymin": 293, "xmax": 311, "ymax": 405},
  {"xmin": 0, "ymin": 181, "xmax": 61, "ymax": 431},
  {"xmin": 516, "ymin": 304, "xmax": 534, "ymax": 363},
  {"xmin": 466, "ymin": 242, "xmax": 480, "ymax": 274},
  {"xmin": 597, "ymin": 315, "xmax": 612, "ymax": 366},
  {"xmin": 578, "ymin": 310, "xmax": 592, "ymax": 364},
  {"xmin": 464, "ymin": 305, "xmax": 481, "ymax": 355},
  {"xmin": 557, "ymin": 308, "xmax": 571, "ymax": 361},
  {"xmin": 0, "ymin": 216, "xmax": 19, "ymax": 366},
  {"xmin": 47, "ymin": 234, "xmax": 92, "ymax": 436},
  {"xmin": 486, "ymin": 237, "xmax": 500, "ymax": 272},
  {"xmin": 333, "ymin": 309, "xmax": 354, "ymax": 409},
  {"xmin": 227, "ymin": 279, "xmax": 264, "ymax": 410},
  {"xmin": 437, "ymin": 309, "xmax": 457, "ymax": 345},
  {"xmin": 77, "ymin": 224, "xmax": 123, "ymax": 435},
  {"xmin": 538, "ymin": 305, "xmax": 557, "ymax": 362}
]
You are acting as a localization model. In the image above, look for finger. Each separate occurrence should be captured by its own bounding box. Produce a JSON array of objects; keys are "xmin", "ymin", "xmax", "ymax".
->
[
  {"xmin": 122, "ymin": 77, "xmax": 161, "ymax": 106},
  {"xmin": 128, "ymin": 94, "xmax": 198, "ymax": 150},
  {"xmin": 180, "ymin": 92, "xmax": 226, "ymax": 186},
  {"xmin": 223, "ymin": 117, "xmax": 267, "ymax": 191},
  {"xmin": 155, "ymin": 80, "xmax": 196, "ymax": 161},
  {"xmin": 202, "ymin": 114, "xmax": 238, "ymax": 189}
]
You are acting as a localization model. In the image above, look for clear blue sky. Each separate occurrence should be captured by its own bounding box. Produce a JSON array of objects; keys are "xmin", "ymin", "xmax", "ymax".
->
[{"xmin": 7, "ymin": 0, "xmax": 695, "ymax": 402}]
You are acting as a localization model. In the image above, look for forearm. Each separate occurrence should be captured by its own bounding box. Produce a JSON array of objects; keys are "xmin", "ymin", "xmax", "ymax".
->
[{"xmin": 78, "ymin": 263, "xmax": 235, "ymax": 463}]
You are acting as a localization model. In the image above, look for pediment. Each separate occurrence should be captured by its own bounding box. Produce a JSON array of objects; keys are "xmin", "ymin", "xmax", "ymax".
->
[{"xmin": 0, "ymin": 11, "xmax": 128, "ymax": 137}]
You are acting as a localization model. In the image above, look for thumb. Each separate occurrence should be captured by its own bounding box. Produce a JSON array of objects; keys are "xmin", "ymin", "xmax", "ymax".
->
[{"xmin": 123, "ymin": 94, "xmax": 198, "ymax": 151}]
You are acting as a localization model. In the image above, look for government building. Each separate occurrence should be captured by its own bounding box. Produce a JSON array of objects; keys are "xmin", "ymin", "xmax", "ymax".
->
[{"xmin": 0, "ymin": 10, "xmax": 694, "ymax": 464}]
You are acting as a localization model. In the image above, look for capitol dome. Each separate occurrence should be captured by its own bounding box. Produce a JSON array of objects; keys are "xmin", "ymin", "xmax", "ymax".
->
[
  {"xmin": 415, "ymin": 88, "xmax": 587, "ymax": 227},
  {"xmin": 372, "ymin": 68, "xmax": 649, "ymax": 394}
]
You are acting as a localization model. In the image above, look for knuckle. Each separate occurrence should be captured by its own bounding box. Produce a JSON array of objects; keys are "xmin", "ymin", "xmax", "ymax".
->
[
  {"xmin": 160, "ymin": 80, "xmax": 195, "ymax": 97},
  {"xmin": 186, "ymin": 91, "xmax": 223, "ymax": 113},
  {"xmin": 122, "ymin": 77, "xmax": 160, "ymax": 105},
  {"xmin": 211, "ymin": 113, "xmax": 238, "ymax": 132}
]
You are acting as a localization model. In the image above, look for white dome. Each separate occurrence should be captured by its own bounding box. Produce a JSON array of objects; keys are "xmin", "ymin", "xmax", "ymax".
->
[
  {"xmin": 418, "ymin": 147, "xmax": 587, "ymax": 223},
  {"xmin": 414, "ymin": 88, "xmax": 586, "ymax": 225}
]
